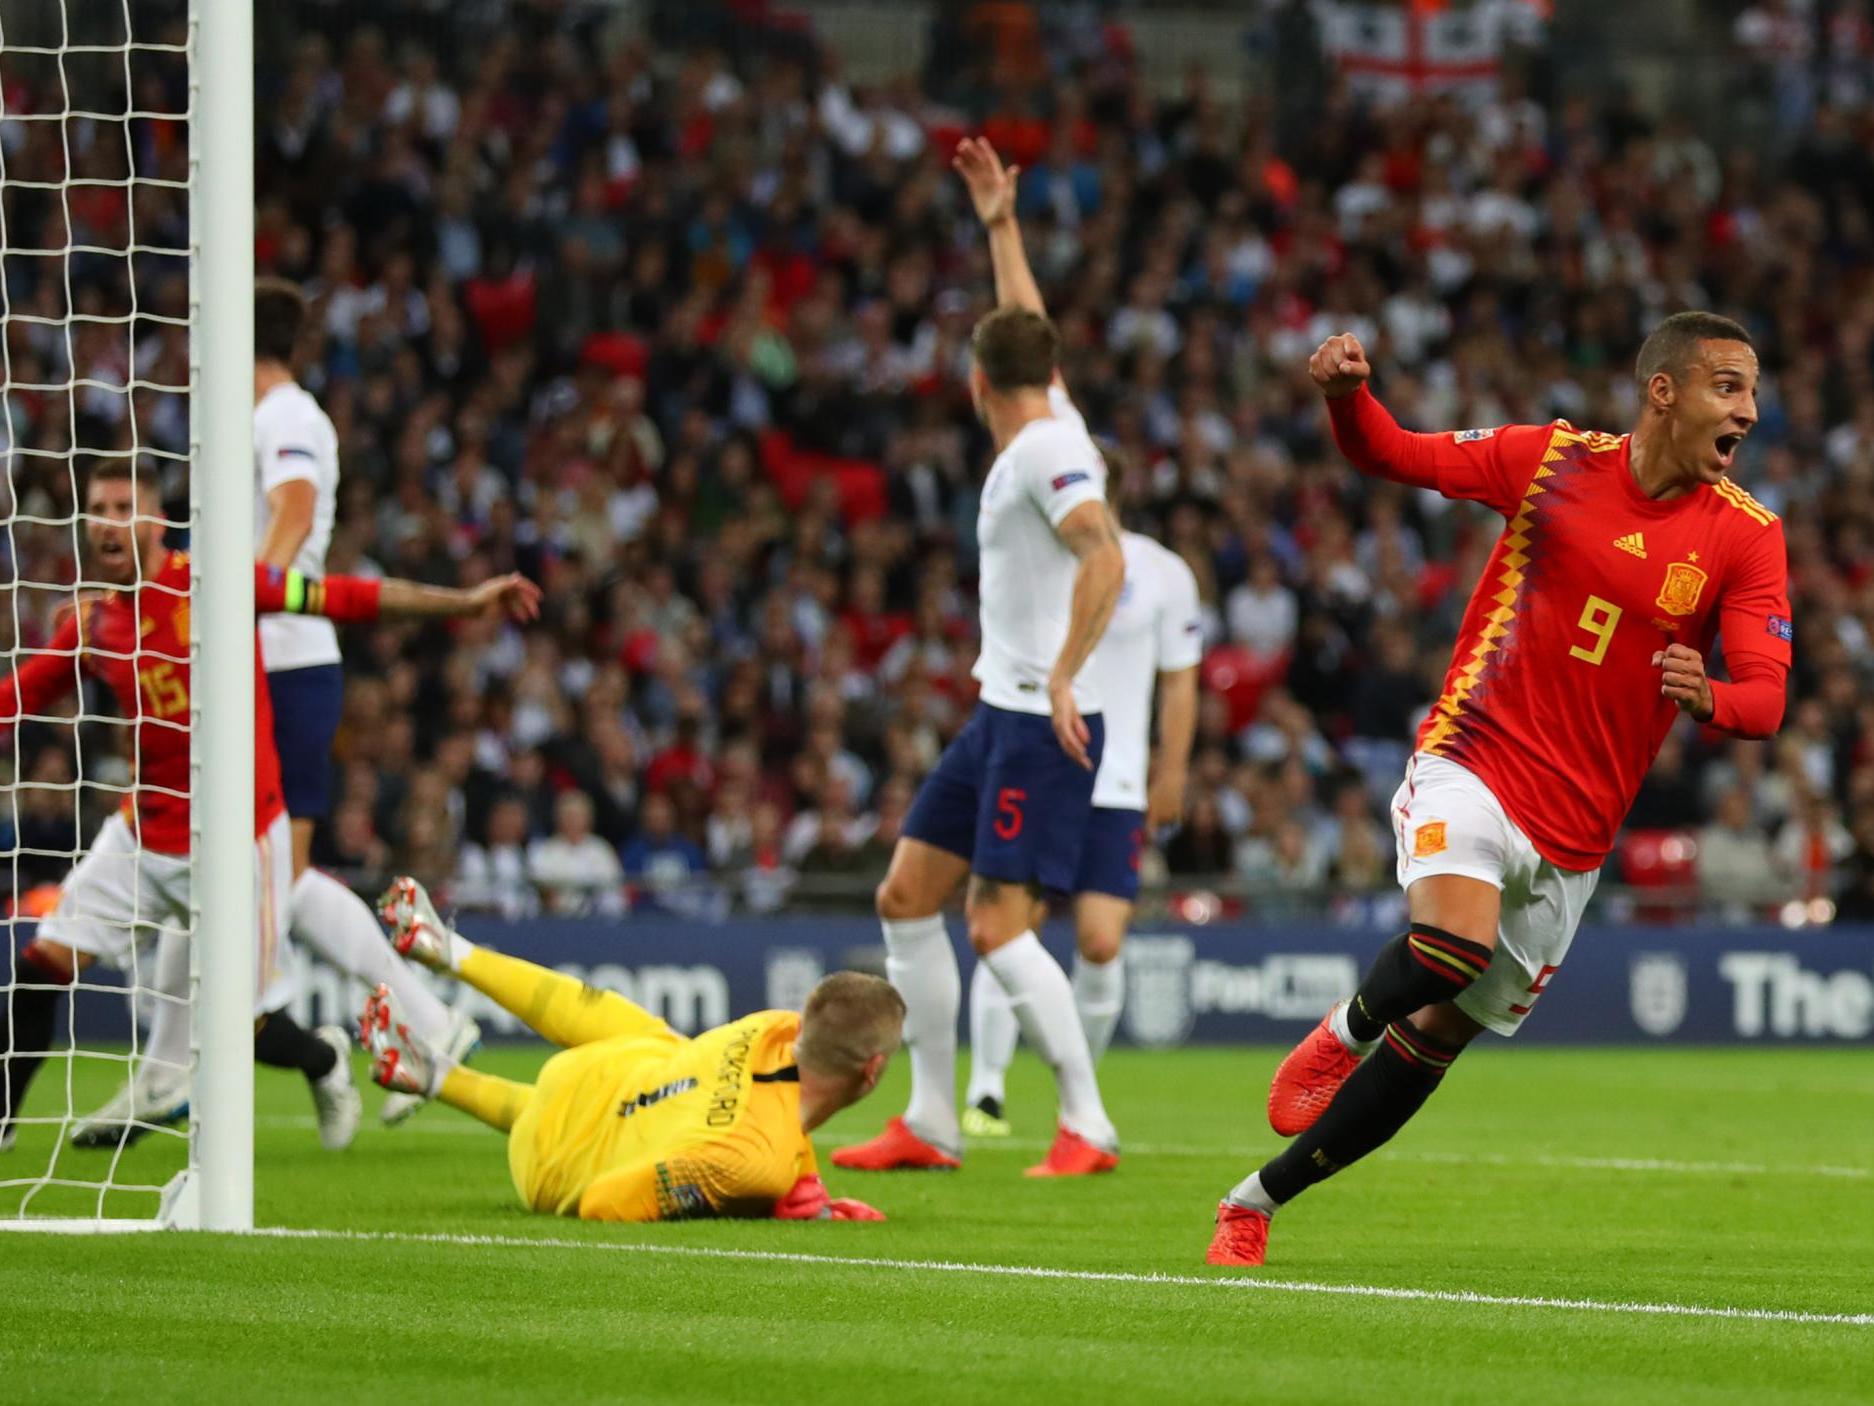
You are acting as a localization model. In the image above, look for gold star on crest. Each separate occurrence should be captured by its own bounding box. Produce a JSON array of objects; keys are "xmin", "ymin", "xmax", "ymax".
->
[{"xmin": 1687, "ymin": 550, "xmax": 1699, "ymax": 562}]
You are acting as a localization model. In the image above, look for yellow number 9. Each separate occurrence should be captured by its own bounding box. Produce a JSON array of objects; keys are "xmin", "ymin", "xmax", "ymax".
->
[{"xmin": 1569, "ymin": 594, "xmax": 1622, "ymax": 665}]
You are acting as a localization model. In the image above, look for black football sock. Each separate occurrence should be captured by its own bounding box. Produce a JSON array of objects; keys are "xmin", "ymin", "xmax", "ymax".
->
[
  {"xmin": 1344, "ymin": 925, "xmax": 1495, "ymax": 1044},
  {"xmin": 253, "ymin": 1009, "xmax": 337, "ymax": 1081},
  {"xmin": 1259, "ymin": 1021, "xmax": 1464, "ymax": 1205},
  {"xmin": 4, "ymin": 949, "xmax": 69, "ymax": 1129}
]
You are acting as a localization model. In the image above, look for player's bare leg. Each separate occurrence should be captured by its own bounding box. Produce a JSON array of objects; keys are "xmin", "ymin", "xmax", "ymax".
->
[
  {"xmin": 963, "ymin": 891, "xmax": 1129, "ymax": 1137},
  {"xmin": 833, "ymin": 838, "xmax": 969, "ymax": 1169},
  {"xmin": 361, "ymin": 983, "xmax": 530, "ymax": 1132},
  {"xmin": 1215, "ymin": 876, "xmax": 1498, "ymax": 1265},
  {"xmin": 968, "ymin": 876, "xmax": 1118, "ymax": 1177},
  {"xmin": 290, "ymin": 817, "xmax": 315, "ymax": 883},
  {"xmin": 381, "ymin": 876, "xmax": 663, "ymax": 1049}
]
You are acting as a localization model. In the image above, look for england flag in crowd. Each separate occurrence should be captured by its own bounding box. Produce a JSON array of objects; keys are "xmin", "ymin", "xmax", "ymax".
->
[{"xmin": 1321, "ymin": 0, "xmax": 1548, "ymax": 107}]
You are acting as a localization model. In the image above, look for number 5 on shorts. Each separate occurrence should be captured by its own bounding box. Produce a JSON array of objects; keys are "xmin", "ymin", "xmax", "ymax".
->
[
  {"xmin": 993, "ymin": 788, "xmax": 1026, "ymax": 840},
  {"xmin": 1569, "ymin": 594, "xmax": 1622, "ymax": 665}
]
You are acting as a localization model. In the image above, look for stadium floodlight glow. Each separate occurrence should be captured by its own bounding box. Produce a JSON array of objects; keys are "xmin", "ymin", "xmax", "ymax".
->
[{"xmin": 0, "ymin": 0, "xmax": 252, "ymax": 1232}]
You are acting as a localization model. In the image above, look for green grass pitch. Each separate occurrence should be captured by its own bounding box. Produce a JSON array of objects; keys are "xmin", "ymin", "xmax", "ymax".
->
[{"xmin": 4, "ymin": 1042, "xmax": 1871, "ymax": 1404}]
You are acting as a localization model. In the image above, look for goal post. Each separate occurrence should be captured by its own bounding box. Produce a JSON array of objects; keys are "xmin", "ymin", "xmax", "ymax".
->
[
  {"xmin": 0, "ymin": 0, "xmax": 253, "ymax": 1232},
  {"xmin": 187, "ymin": 0, "xmax": 255, "ymax": 1233}
]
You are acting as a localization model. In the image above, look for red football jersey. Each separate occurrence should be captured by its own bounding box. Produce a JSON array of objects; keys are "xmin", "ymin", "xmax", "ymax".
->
[
  {"xmin": 0, "ymin": 553, "xmax": 383, "ymax": 856},
  {"xmin": 1331, "ymin": 389, "xmax": 1792, "ymax": 871}
]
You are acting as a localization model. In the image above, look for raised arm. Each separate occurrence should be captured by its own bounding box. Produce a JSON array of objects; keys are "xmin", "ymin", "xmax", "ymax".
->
[
  {"xmin": 253, "ymin": 565, "xmax": 541, "ymax": 625},
  {"xmin": 1311, "ymin": 334, "xmax": 1538, "ymax": 516},
  {"xmin": 954, "ymin": 137, "xmax": 1047, "ymax": 320},
  {"xmin": 1049, "ymin": 500, "xmax": 1125, "ymax": 770}
]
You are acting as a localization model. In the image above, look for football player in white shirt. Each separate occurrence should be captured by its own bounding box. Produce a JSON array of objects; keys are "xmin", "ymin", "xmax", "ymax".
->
[
  {"xmin": 965, "ymin": 508, "xmax": 1202, "ymax": 1133},
  {"xmin": 832, "ymin": 142, "xmax": 1127, "ymax": 1178},
  {"xmin": 948, "ymin": 139, "xmax": 1202, "ymax": 1134},
  {"xmin": 69, "ymin": 281, "xmax": 475, "ymax": 1145}
]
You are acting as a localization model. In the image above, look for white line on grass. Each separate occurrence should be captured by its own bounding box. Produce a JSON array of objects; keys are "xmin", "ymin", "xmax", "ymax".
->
[
  {"xmin": 262, "ymin": 1117, "xmax": 1870, "ymax": 1180},
  {"xmin": 247, "ymin": 1226, "xmax": 1873, "ymax": 1328}
]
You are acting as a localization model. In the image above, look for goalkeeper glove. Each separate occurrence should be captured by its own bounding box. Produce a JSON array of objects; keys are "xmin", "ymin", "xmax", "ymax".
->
[{"xmin": 774, "ymin": 1175, "xmax": 887, "ymax": 1222}]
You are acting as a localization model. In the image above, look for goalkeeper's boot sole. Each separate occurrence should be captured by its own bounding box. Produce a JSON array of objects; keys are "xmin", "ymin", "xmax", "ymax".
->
[
  {"xmin": 70, "ymin": 1066, "xmax": 190, "ymax": 1150},
  {"xmin": 1206, "ymin": 1201, "xmax": 1271, "ymax": 1267},
  {"xmin": 831, "ymin": 1116, "xmax": 961, "ymax": 1171},
  {"xmin": 310, "ymin": 1025, "xmax": 363, "ymax": 1151},
  {"xmin": 1023, "ymin": 1125, "xmax": 1119, "ymax": 1178},
  {"xmin": 379, "ymin": 1007, "xmax": 479, "ymax": 1125},
  {"xmin": 961, "ymin": 1097, "xmax": 1011, "ymax": 1139},
  {"xmin": 377, "ymin": 876, "xmax": 456, "ymax": 974},
  {"xmin": 1267, "ymin": 1002, "xmax": 1366, "ymax": 1137}
]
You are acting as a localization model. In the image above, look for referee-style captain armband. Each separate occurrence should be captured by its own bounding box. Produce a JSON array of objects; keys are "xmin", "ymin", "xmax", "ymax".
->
[{"xmin": 253, "ymin": 564, "xmax": 383, "ymax": 623}]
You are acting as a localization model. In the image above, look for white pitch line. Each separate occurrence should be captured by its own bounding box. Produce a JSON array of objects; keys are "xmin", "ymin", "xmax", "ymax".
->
[
  {"xmin": 258, "ymin": 1117, "xmax": 1870, "ymax": 1179},
  {"xmin": 244, "ymin": 1226, "xmax": 1873, "ymax": 1328}
]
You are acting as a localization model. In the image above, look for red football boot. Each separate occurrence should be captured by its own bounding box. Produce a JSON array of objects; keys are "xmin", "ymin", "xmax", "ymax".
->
[
  {"xmin": 1267, "ymin": 1003, "xmax": 1366, "ymax": 1136},
  {"xmin": 830, "ymin": 1116, "xmax": 961, "ymax": 1171},
  {"xmin": 1205, "ymin": 1201, "xmax": 1270, "ymax": 1267},
  {"xmin": 1023, "ymin": 1126, "xmax": 1120, "ymax": 1178}
]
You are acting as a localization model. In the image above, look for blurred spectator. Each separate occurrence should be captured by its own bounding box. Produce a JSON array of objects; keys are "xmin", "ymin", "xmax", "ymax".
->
[
  {"xmin": 1164, "ymin": 794, "xmax": 1234, "ymax": 876},
  {"xmin": 1774, "ymin": 792, "xmax": 1853, "ymax": 900},
  {"xmin": 1696, "ymin": 790, "xmax": 1781, "ymax": 916},
  {"xmin": 456, "ymin": 794, "xmax": 539, "ymax": 919},
  {"xmin": 621, "ymin": 792, "xmax": 709, "ymax": 913},
  {"xmin": 528, "ymin": 790, "xmax": 626, "ymax": 917}
]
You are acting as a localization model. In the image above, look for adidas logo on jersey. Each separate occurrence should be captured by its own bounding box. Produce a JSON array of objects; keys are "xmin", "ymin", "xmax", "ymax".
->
[{"xmin": 1614, "ymin": 532, "xmax": 1647, "ymax": 559}]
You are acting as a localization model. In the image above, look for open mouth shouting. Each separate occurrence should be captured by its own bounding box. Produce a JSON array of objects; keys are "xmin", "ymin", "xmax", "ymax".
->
[{"xmin": 1713, "ymin": 430, "xmax": 1746, "ymax": 470}]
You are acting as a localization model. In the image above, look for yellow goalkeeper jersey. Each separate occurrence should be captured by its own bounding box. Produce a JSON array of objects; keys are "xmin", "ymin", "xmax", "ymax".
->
[{"xmin": 506, "ymin": 1008, "xmax": 817, "ymax": 1222}]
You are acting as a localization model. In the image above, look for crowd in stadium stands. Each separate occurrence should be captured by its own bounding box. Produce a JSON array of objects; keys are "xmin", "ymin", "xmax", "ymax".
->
[{"xmin": 7, "ymin": 0, "xmax": 1874, "ymax": 923}]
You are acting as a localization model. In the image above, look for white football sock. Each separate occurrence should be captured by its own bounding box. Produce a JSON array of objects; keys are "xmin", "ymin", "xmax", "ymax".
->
[
  {"xmin": 1072, "ymin": 952, "xmax": 1125, "ymax": 1064},
  {"xmin": 964, "ymin": 962, "xmax": 1018, "ymax": 1109},
  {"xmin": 1328, "ymin": 998, "xmax": 1381, "ymax": 1055},
  {"xmin": 292, "ymin": 869, "xmax": 452, "ymax": 1043},
  {"xmin": 1226, "ymin": 1170, "xmax": 1278, "ymax": 1215},
  {"xmin": 983, "ymin": 931, "xmax": 1116, "ymax": 1150},
  {"xmin": 883, "ymin": 914, "xmax": 961, "ymax": 1156},
  {"xmin": 138, "ymin": 929, "xmax": 192, "ymax": 1076}
]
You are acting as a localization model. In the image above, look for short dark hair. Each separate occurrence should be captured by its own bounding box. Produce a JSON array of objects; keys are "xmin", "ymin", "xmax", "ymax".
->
[
  {"xmin": 1635, "ymin": 311, "xmax": 1754, "ymax": 386},
  {"xmin": 255, "ymin": 278, "xmax": 308, "ymax": 365},
  {"xmin": 84, "ymin": 456, "xmax": 157, "ymax": 503},
  {"xmin": 970, "ymin": 306, "xmax": 1060, "ymax": 393}
]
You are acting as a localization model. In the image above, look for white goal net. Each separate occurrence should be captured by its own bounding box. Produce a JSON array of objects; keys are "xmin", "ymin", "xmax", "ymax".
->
[{"xmin": 1, "ymin": 0, "xmax": 253, "ymax": 1230}]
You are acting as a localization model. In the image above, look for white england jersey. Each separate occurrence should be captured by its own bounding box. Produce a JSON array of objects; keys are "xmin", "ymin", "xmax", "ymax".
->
[
  {"xmin": 1085, "ymin": 532, "xmax": 1203, "ymax": 810},
  {"xmin": 972, "ymin": 385, "xmax": 1109, "ymax": 715},
  {"xmin": 254, "ymin": 381, "xmax": 341, "ymax": 671}
]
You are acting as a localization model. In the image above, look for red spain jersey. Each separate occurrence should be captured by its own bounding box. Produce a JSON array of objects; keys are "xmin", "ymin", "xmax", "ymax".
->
[
  {"xmin": 0, "ymin": 553, "xmax": 382, "ymax": 856},
  {"xmin": 1331, "ymin": 388, "xmax": 1792, "ymax": 871}
]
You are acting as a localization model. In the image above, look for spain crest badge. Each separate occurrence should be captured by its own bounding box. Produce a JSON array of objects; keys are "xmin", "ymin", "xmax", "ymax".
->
[{"xmin": 1655, "ymin": 561, "xmax": 1707, "ymax": 617}]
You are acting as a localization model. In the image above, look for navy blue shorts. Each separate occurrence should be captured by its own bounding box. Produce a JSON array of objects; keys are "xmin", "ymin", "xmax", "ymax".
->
[
  {"xmin": 1074, "ymin": 806, "xmax": 1146, "ymax": 901},
  {"xmin": 268, "ymin": 663, "xmax": 344, "ymax": 820},
  {"xmin": 902, "ymin": 703, "xmax": 1104, "ymax": 894}
]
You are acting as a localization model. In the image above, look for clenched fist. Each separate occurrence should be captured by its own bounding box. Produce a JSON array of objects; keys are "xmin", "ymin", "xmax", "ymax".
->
[{"xmin": 1308, "ymin": 334, "xmax": 1372, "ymax": 399}]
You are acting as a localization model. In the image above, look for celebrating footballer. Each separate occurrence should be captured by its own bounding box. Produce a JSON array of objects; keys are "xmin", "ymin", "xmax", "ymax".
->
[{"xmin": 1208, "ymin": 313, "xmax": 1791, "ymax": 1267}]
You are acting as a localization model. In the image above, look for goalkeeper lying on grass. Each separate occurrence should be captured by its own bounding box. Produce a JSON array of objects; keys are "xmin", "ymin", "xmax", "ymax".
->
[{"xmin": 364, "ymin": 877, "xmax": 899, "ymax": 1223}]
